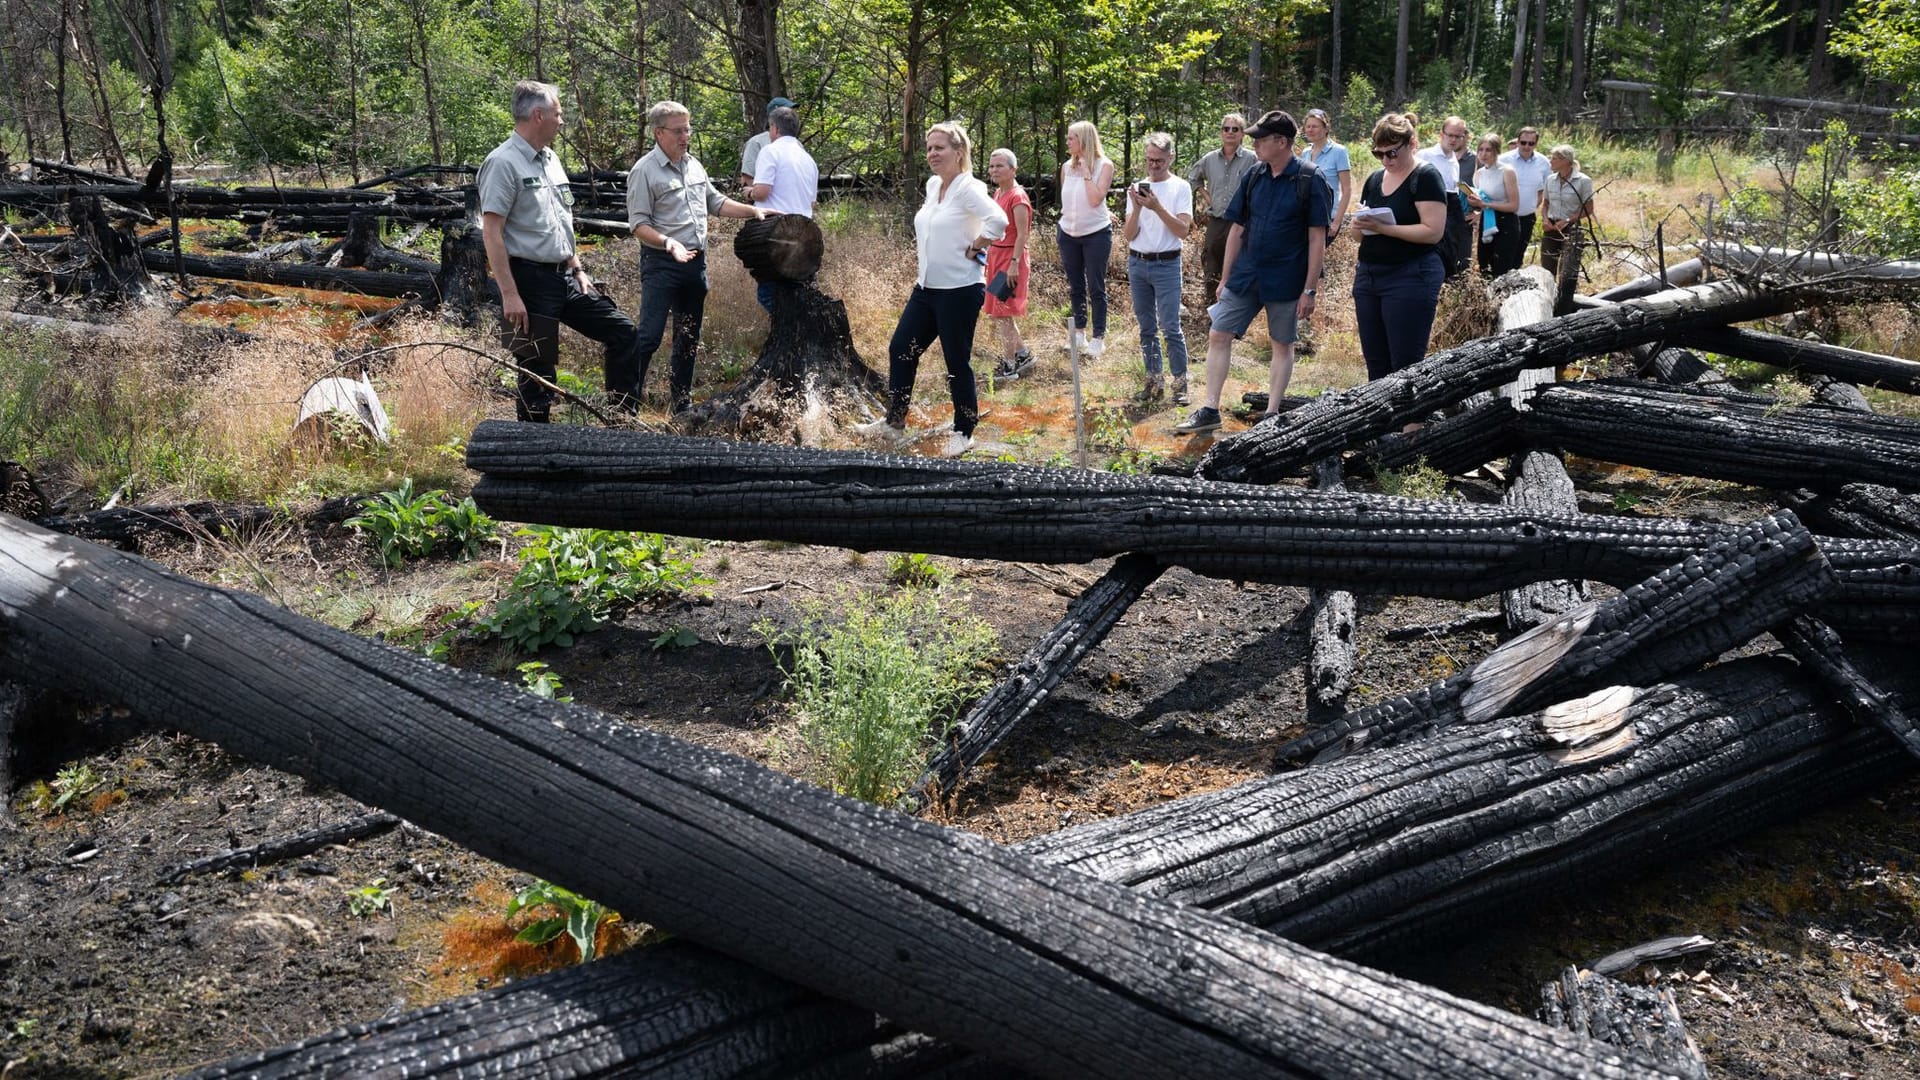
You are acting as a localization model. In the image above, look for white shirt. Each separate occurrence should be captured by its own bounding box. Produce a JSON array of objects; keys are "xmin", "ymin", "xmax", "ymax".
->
[
  {"xmin": 914, "ymin": 172, "xmax": 1008, "ymax": 289},
  {"xmin": 1059, "ymin": 157, "xmax": 1114, "ymax": 238},
  {"xmin": 1415, "ymin": 146, "xmax": 1464, "ymax": 194},
  {"xmin": 752, "ymin": 135, "xmax": 818, "ymax": 218},
  {"xmin": 1126, "ymin": 175, "xmax": 1192, "ymax": 254},
  {"xmin": 1500, "ymin": 149, "xmax": 1552, "ymax": 216}
]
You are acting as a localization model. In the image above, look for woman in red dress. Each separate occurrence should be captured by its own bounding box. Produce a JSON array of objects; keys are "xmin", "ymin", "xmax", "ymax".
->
[{"xmin": 984, "ymin": 147, "xmax": 1036, "ymax": 381}]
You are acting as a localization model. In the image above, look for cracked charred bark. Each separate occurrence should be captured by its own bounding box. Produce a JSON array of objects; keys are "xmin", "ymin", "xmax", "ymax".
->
[
  {"xmin": 0, "ymin": 514, "xmax": 1672, "ymax": 1079},
  {"xmin": 1672, "ymin": 325, "xmax": 1920, "ymax": 396}
]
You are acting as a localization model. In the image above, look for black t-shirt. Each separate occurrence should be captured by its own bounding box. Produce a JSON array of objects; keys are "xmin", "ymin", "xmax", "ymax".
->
[{"xmin": 1357, "ymin": 162, "xmax": 1447, "ymax": 265}]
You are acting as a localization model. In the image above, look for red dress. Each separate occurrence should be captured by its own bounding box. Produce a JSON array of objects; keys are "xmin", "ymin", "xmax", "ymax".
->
[{"xmin": 983, "ymin": 184, "xmax": 1032, "ymax": 317}]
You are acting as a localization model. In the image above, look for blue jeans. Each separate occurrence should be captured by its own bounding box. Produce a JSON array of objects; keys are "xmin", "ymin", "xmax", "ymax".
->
[
  {"xmin": 756, "ymin": 280, "xmax": 774, "ymax": 314},
  {"xmin": 634, "ymin": 249, "xmax": 710, "ymax": 413},
  {"xmin": 887, "ymin": 283, "xmax": 986, "ymax": 436},
  {"xmin": 1057, "ymin": 226, "xmax": 1111, "ymax": 338},
  {"xmin": 1128, "ymin": 254, "xmax": 1187, "ymax": 377},
  {"xmin": 1353, "ymin": 251, "xmax": 1444, "ymax": 381}
]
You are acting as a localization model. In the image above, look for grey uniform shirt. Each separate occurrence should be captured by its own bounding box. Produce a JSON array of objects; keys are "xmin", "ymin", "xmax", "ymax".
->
[
  {"xmin": 1188, "ymin": 146, "xmax": 1259, "ymax": 217},
  {"xmin": 626, "ymin": 146, "xmax": 728, "ymax": 250},
  {"xmin": 476, "ymin": 132, "xmax": 577, "ymax": 263},
  {"xmin": 740, "ymin": 132, "xmax": 771, "ymax": 179}
]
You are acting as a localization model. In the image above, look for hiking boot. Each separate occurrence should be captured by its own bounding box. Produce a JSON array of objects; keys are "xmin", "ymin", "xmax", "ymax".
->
[
  {"xmin": 1172, "ymin": 406, "xmax": 1222, "ymax": 434},
  {"xmin": 1170, "ymin": 376, "xmax": 1189, "ymax": 405},
  {"xmin": 1135, "ymin": 374, "xmax": 1164, "ymax": 403}
]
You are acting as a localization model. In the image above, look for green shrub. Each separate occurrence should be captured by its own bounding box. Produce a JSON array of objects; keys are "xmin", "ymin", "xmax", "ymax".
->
[
  {"xmin": 884, "ymin": 552, "xmax": 950, "ymax": 589},
  {"xmin": 482, "ymin": 527, "xmax": 709, "ymax": 652},
  {"xmin": 1373, "ymin": 458, "xmax": 1452, "ymax": 500},
  {"xmin": 505, "ymin": 880, "xmax": 614, "ymax": 964},
  {"xmin": 758, "ymin": 590, "xmax": 998, "ymax": 805}
]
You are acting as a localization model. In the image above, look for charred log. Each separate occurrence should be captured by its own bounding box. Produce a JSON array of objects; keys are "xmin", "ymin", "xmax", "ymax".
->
[
  {"xmin": 1518, "ymin": 380, "xmax": 1920, "ymax": 494},
  {"xmin": 0, "ymin": 514, "xmax": 1663, "ymax": 1079},
  {"xmin": 1307, "ymin": 455, "xmax": 1357, "ymax": 725},
  {"xmin": 1538, "ymin": 968, "xmax": 1706, "ymax": 1080},
  {"xmin": 0, "ymin": 683, "xmax": 18, "ymax": 828},
  {"xmin": 1779, "ymin": 616, "xmax": 1920, "ymax": 761},
  {"xmin": 32, "ymin": 497, "xmax": 362, "ymax": 548},
  {"xmin": 1502, "ymin": 450, "xmax": 1589, "ymax": 631},
  {"xmin": 1672, "ymin": 325, "xmax": 1920, "ymax": 395},
  {"xmin": 155, "ymin": 811, "xmax": 402, "ymax": 885},
  {"xmin": 911, "ymin": 553, "xmax": 1164, "ymax": 804},
  {"xmin": 1700, "ymin": 243, "xmax": 1920, "ymax": 283},
  {"xmin": 1363, "ymin": 397, "xmax": 1523, "ymax": 477},
  {"xmin": 674, "ymin": 282, "xmax": 886, "ymax": 438},
  {"xmin": 733, "ymin": 214, "xmax": 825, "ymax": 283},
  {"xmin": 1788, "ymin": 483, "xmax": 1920, "ymax": 543},
  {"xmin": 1631, "ymin": 345, "xmax": 1729, "ymax": 388},
  {"xmin": 1591, "ymin": 257, "xmax": 1707, "ymax": 303},
  {"xmin": 138, "ymin": 247, "xmax": 435, "ymax": 299},
  {"xmin": 1197, "ymin": 278, "xmax": 1853, "ymax": 483},
  {"xmin": 1276, "ymin": 511, "xmax": 1832, "ymax": 763}
]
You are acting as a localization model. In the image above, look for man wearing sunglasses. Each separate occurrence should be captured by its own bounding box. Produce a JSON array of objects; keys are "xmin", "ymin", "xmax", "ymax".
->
[
  {"xmin": 1175, "ymin": 109, "xmax": 1328, "ymax": 435},
  {"xmin": 1498, "ymin": 126, "xmax": 1552, "ymax": 267},
  {"xmin": 1187, "ymin": 112, "xmax": 1259, "ymax": 306}
]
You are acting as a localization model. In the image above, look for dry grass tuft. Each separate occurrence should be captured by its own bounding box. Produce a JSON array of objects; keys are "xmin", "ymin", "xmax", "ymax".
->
[{"xmin": 1428, "ymin": 276, "xmax": 1501, "ymax": 352}]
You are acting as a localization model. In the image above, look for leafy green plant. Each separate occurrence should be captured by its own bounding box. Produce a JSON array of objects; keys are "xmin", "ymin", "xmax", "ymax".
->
[
  {"xmin": 6, "ymin": 1018, "xmax": 37, "ymax": 1042},
  {"xmin": 757, "ymin": 589, "xmax": 998, "ymax": 805},
  {"xmin": 506, "ymin": 880, "xmax": 614, "ymax": 964},
  {"xmin": 31, "ymin": 764, "xmax": 103, "ymax": 815},
  {"xmin": 1106, "ymin": 446, "xmax": 1165, "ymax": 476},
  {"xmin": 346, "ymin": 481, "xmax": 496, "ymax": 567},
  {"xmin": 884, "ymin": 552, "xmax": 950, "ymax": 589},
  {"xmin": 347, "ymin": 878, "xmax": 394, "ymax": 917},
  {"xmin": 481, "ymin": 527, "xmax": 709, "ymax": 652},
  {"xmin": 1373, "ymin": 458, "xmax": 1452, "ymax": 500},
  {"xmin": 516, "ymin": 660, "xmax": 573, "ymax": 701},
  {"xmin": 1088, "ymin": 405, "xmax": 1132, "ymax": 452},
  {"xmin": 651, "ymin": 627, "xmax": 699, "ymax": 650}
]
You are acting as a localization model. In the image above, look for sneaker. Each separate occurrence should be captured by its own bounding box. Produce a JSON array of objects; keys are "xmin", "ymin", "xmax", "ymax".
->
[
  {"xmin": 1062, "ymin": 329, "xmax": 1086, "ymax": 353},
  {"xmin": 940, "ymin": 432, "xmax": 973, "ymax": 457},
  {"xmin": 1171, "ymin": 376, "xmax": 1189, "ymax": 405},
  {"xmin": 1135, "ymin": 375, "xmax": 1164, "ymax": 403},
  {"xmin": 1011, "ymin": 349, "xmax": 1037, "ymax": 377},
  {"xmin": 1085, "ymin": 336, "xmax": 1107, "ymax": 358},
  {"xmin": 991, "ymin": 358, "xmax": 1021, "ymax": 382},
  {"xmin": 855, "ymin": 418, "xmax": 906, "ymax": 439},
  {"xmin": 1172, "ymin": 406, "xmax": 1222, "ymax": 434}
]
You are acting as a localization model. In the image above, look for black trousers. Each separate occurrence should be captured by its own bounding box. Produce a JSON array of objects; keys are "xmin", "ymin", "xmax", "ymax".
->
[
  {"xmin": 887, "ymin": 283, "xmax": 986, "ymax": 436},
  {"xmin": 504, "ymin": 258, "xmax": 643, "ymax": 421},
  {"xmin": 634, "ymin": 249, "xmax": 710, "ymax": 414},
  {"xmin": 1443, "ymin": 200, "xmax": 1475, "ymax": 279}
]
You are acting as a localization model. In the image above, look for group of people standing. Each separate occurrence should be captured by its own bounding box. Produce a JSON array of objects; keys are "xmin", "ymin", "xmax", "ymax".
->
[{"xmin": 477, "ymin": 79, "xmax": 1593, "ymax": 450}]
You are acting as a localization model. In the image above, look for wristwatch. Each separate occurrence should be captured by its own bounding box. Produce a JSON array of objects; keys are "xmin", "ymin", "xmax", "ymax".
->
[{"xmin": 1305, "ymin": 288, "xmax": 1318, "ymax": 296}]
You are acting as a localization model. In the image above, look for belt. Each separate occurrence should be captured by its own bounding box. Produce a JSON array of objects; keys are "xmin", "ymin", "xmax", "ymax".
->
[
  {"xmin": 642, "ymin": 244, "xmax": 704, "ymax": 259},
  {"xmin": 508, "ymin": 256, "xmax": 570, "ymax": 272},
  {"xmin": 1129, "ymin": 248, "xmax": 1181, "ymax": 262}
]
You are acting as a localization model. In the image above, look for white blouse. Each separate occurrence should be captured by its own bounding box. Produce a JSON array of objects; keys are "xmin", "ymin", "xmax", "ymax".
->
[
  {"xmin": 1058, "ymin": 157, "xmax": 1113, "ymax": 238},
  {"xmin": 914, "ymin": 172, "xmax": 1008, "ymax": 289}
]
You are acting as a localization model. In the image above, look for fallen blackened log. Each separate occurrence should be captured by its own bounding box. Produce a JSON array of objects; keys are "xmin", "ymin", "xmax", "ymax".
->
[
  {"xmin": 155, "ymin": 811, "xmax": 402, "ymax": 885},
  {"xmin": 1701, "ymin": 242, "xmax": 1920, "ymax": 283},
  {"xmin": 138, "ymin": 248, "xmax": 436, "ymax": 298},
  {"xmin": 32, "ymin": 497, "xmax": 362, "ymax": 547},
  {"xmin": 1502, "ymin": 450, "xmax": 1589, "ymax": 630},
  {"xmin": 1276, "ymin": 511, "xmax": 1831, "ymax": 763},
  {"xmin": 1518, "ymin": 379, "xmax": 1920, "ymax": 494},
  {"xmin": 0, "ymin": 516, "xmax": 1662, "ymax": 1078},
  {"xmin": 1364, "ymin": 397, "xmax": 1523, "ymax": 476},
  {"xmin": 1196, "ymin": 278, "xmax": 1864, "ymax": 483},
  {"xmin": 186, "ymin": 643, "xmax": 1898, "ymax": 1078},
  {"xmin": 1789, "ymin": 483, "xmax": 1920, "ymax": 543},
  {"xmin": 1592, "ymin": 257, "xmax": 1706, "ymax": 302},
  {"xmin": 1632, "ymin": 344, "xmax": 1729, "ymax": 388},
  {"xmin": 1307, "ymin": 456, "xmax": 1357, "ymax": 724},
  {"xmin": 911, "ymin": 553, "xmax": 1163, "ymax": 804},
  {"xmin": 1779, "ymin": 616, "xmax": 1920, "ymax": 761},
  {"xmin": 1538, "ymin": 968, "xmax": 1706, "ymax": 1080},
  {"xmin": 466, "ymin": 424, "xmax": 1727, "ymax": 598},
  {"xmin": 1673, "ymin": 324, "xmax": 1920, "ymax": 395}
]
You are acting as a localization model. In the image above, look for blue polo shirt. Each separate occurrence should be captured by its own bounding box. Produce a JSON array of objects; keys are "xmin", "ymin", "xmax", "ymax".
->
[{"xmin": 1222, "ymin": 157, "xmax": 1331, "ymax": 303}]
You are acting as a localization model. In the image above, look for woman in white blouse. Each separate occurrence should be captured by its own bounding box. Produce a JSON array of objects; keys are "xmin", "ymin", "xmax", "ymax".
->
[
  {"xmin": 867, "ymin": 121, "xmax": 1008, "ymax": 457},
  {"xmin": 1058, "ymin": 120, "xmax": 1116, "ymax": 357}
]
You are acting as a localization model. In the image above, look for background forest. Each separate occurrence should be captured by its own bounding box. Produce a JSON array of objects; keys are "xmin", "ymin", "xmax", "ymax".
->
[{"xmin": 0, "ymin": 0, "xmax": 1913, "ymax": 188}]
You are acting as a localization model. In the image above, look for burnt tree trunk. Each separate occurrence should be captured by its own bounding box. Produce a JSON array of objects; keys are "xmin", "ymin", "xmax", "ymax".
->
[
  {"xmin": 1673, "ymin": 325, "xmax": 1920, "ymax": 396},
  {"xmin": 1631, "ymin": 344, "xmax": 1729, "ymax": 388},
  {"xmin": 1789, "ymin": 483, "xmax": 1920, "ymax": 543},
  {"xmin": 68, "ymin": 194, "xmax": 153, "ymax": 302},
  {"xmin": 1276, "ymin": 511, "xmax": 1833, "ymax": 763},
  {"xmin": 1362, "ymin": 397, "xmax": 1523, "ymax": 477},
  {"xmin": 434, "ymin": 223, "xmax": 490, "ymax": 326},
  {"xmin": 734, "ymin": 213, "xmax": 824, "ymax": 283},
  {"xmin": 1196, "ymin": 278, "xmax": 1900, "ymax": 483},
  {"xmin": 1501, "ymin": 450, "xmax": 1589, "ymax": 630},
  {"xmin": 1778, "ymin": 616, "xmax": 1920, "ymax": 761},
  {"xmin": 1307, "ymin": 455, "xmax": 1357, "ymax": 724},
  {"xmin": 911, "ymin": 553, "xmax": 1164, "ymax": 804},
  {"xmin": 32, "ymin": 497, "xmax": 362, "ymax": 548},
  {"xmin": 674, "ymin": 282, "xmax": 886, "ymax": 439},
  {"xmin": 0, "ymin": 514, "xmax": 1666, "ymax": 1079},
  {"xmin": 138, "ymin": 248, "xmax": 435, "ymax": 299},
  {"xmin": 1518, "ymin": 380, "xmax": 1920, "ymax": 494},
  {"xmin": 1537, "ymin": 968, "xmax": 1706, "ymax": 1080}
]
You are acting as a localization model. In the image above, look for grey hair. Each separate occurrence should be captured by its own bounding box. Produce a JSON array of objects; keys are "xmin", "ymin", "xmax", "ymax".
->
[
  {"xmin": 989, "ymin": 147, "xmax": 1018, "ymax": 171},
  {"xmin": 647, "ymin": 100, "xmax": 691, "ymax": 130},
  {"xmin": 769, "ymin": 105, "xmax": 801, "ymax": 138},
  {"xmin": 1549, "ymin": 143, "xmax": 1579, "ymax": 169},
  {"xmin": 1143, "ymin": 131, "xmax": 1174, "ymax": 158},
  {"xmin": 511, "ymin": 81, "xmax": 561, "ymax": 122}
]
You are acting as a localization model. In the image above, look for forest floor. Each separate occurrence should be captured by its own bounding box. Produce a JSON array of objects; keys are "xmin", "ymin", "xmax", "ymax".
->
[{"xmin": 5, "ymin": 167, "xmax": 1920, "ymax": 1077}]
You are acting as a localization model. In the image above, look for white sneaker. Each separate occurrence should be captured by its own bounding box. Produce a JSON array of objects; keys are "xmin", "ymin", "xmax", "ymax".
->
[
  {"xmin": 940, "ymin": 432, "xmax": 973, "ymax": 458},
  {"xmin": 1085, "ymin": 337, "xmax": 1106, "ymax": 358},
  {"xmin": 854, "ymin": 418, "xmax": 905, "ymax": 439},
  {"xmin": 1063, "ymin": 328, "xmax": 1086, "ymax": 353}
]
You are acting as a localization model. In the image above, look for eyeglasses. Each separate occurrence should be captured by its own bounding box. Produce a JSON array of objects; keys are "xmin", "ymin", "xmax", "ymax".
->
[
  {"xmin": 1443, "ymin": 129, "xmax": 1468, "ymax": 139},
  {"xmin": 661, "ymin": 126, "xmax": 691, "ymax": 135},
  {"xmin": 1371, "ymin": 144, "xmax": 1406, "ymax": 160},
  {"xmin": 1222, "ymin": 126, "xmax": 1243, "ymax": 132},
  {"xmin": 1518, "ymin": 139, "xmax": 1538, "ymax": 147}
]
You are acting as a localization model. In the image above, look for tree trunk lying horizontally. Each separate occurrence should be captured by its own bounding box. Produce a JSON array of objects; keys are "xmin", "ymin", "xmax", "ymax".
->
[
  {"xmin": 911, "ymin": 552, "xmax": 1164, "ymax": 804},
  {"xmin": 734, "ymin": 213, "xmax": 825, "ymax": 282},
  {"xmin": 1195, "ymin": 276, "xmax": 1903, "ymax": 483},
  {"xmin": 1517, "ymin": 379, "xmax": 1920, "ymax": 494},
  {"xmin": 1362, "ymin": 397, "xmax": 1524, "ymax": 479},
  {"xmin": 1672, "ymin": 325, "xmax": 1920, "ymax": 396},
  {"xmin": 139, "ymin": 247, "xmax": 436, "ymax": 298},
  {"xmin": 0, "ymin": 515, "xmax": 1672, "ymax": 1079},
  {"xmin": 1278, "ymin": 511, "xmax": 1832, "ymax": 764},
  {"xmin": 1790, "ymin": 483, "xmax": 1920, "ymax": 543}
]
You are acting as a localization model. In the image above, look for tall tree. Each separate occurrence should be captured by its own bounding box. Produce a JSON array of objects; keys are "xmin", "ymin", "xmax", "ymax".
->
[
  {"xmin": 1506, "ymin": 0, "xmax": 1530, "ymax": 114},
  {"xmin": 1392, "ymin": 0, "xmax": 1409, "ymax": 106}
]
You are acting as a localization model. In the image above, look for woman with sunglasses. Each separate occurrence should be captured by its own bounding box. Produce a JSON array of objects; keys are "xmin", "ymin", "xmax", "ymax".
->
[
  {"xmin": 1298, "ymin": 108, "xmax": 1351, "ymax": 243},
  {"xmin": 1350, "ymin": 113, "xmax": 1448, "ymax": 382},
  {"xmin": 1464, "ymin": 133, "xmax": 1520, "ymax": 276}
]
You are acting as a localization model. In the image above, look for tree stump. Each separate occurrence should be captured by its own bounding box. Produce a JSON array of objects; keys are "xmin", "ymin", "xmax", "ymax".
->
[
  {"xmin": 678, "ymin": 224, "xmax": 885, "ymax": 441},
  {"xmin": 434, "ymin": 223, "xmax": 490, "ymax": 326},
  {"xmin": 67, "ymin": 194, "xmax": 154, "ymax": 303}
]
